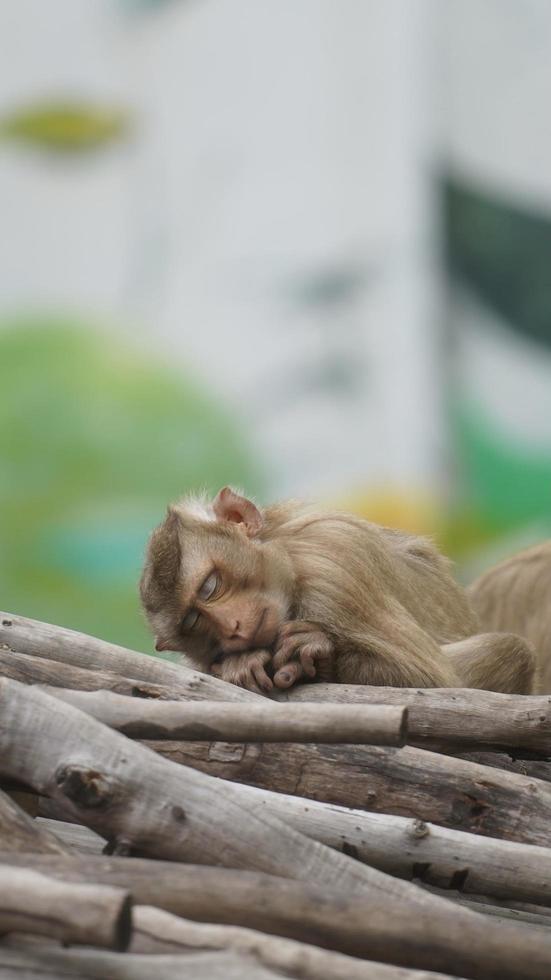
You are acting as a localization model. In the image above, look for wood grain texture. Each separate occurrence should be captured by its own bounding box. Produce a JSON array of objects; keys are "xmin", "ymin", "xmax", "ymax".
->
[
  {"xmin": 36, "ymin": 817, "xmax": 105, "ymax": 854},
  {"xmin": 39, "ymin": 687, "xmax": 407, "ymax": 745},
  {"xmin": 36, "ymin": 786, "xmax": 551, "ymax": 907},
  {"xmin": 0, "ymin": 944, "xmax": 281, "ymax": 980},
  {"xmin": 130, "ymin": 905, "xmax": 463, "ymax": 979},
  {"xmin": 0, "ymin": 938, "xmax": 460, "ymax": 980},
  {"xmin": 2, "ymin": 683, "xmax": 551, "ymax": 978},
  {"xmin": 0, "ymin": 853, "xmax": 453, "ymax": 958},
  {"xmin": 0, "ymin": 789, "xmax": 69, "ymax": 855},
  {"xmin": 279, "ymin": 683, "xmax": 551, "ymax": 755},
  {"xmin": 0, "ymin": 611, "xmax": 254, "ymax": 703},
  {"xmin": 0, "ymin": 853, "xmax": 540, "ymax": 980},
  {"xmin": 142, "ymin": 737, "xmax": 551, "ymax": 847},
  {"xmin": 0, "ymin": 865, "xmax": 131, "ymax": 949},
  {"xmin": 221, "ymin": 781, "xmax": 551, "ymax": 906}
]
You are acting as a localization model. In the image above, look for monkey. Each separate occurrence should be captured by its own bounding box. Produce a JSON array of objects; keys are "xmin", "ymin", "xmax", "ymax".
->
[
  {"xmin": 139, "ymin": 487, "xmax": 536, "ymax": 696},
  {"xmin": 468, "ymin": 541, "xmax": 551, "ymax": 693}
]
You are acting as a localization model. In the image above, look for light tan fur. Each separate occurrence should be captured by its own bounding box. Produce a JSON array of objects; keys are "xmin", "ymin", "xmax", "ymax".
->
[
  {"xmin": 468, "ymin": 542, "xmax": 551, "ymax": 693},
  {"xmin": 140, "ymin": 488, "xmax": 536, "ymax": 695}
]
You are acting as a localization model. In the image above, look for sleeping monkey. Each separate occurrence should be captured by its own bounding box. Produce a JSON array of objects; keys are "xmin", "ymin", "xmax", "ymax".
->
[{"xmin": 140, "ymin": 487, "xmax": 536, "ymax": 696}]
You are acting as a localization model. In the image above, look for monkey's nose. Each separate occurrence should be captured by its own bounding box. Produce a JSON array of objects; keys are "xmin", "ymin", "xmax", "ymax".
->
[{"xmin": 228, "ymin": 619, "xmax": 241, "ymax": 640}]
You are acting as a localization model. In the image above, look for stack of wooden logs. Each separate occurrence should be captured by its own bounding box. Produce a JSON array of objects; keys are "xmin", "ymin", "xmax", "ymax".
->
[{"xmin": 2, "ymin": 612, "xmax": 551, "ymax": 979}]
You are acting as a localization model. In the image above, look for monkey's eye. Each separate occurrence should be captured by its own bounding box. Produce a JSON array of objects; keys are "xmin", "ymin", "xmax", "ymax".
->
[
  {"xmin": 198, "ymin": 571, "xmax": 219, "ymax": 601},
  {"xmin": 181, "ymin": 608, "xmax": 200, "ymax": 631}
]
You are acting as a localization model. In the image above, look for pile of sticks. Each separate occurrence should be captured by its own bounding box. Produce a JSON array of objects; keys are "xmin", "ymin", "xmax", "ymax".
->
[{"xmin": 2, "ymin": 612, "xmax": 551, "ymax": 979}]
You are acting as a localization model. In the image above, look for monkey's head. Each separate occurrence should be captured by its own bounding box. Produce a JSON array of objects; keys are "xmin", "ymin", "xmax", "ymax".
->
[{"xmin": 139, "ymin": 487, "xmax": 293, "ymax": 662}]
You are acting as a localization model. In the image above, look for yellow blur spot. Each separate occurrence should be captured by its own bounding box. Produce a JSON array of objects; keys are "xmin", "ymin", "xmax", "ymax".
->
[{"xmin": 330, "ymin": 486, "xmax": 444, "ymax": 538}]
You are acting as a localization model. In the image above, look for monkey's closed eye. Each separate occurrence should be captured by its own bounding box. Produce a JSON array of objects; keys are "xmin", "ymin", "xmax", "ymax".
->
[
  {"xmin": 198, "ymin": 571, "xmax": 219, "ymax": 601},
  {"xmin": 181, "ymin": 608, "xmax": 200, "ymax": 631}
]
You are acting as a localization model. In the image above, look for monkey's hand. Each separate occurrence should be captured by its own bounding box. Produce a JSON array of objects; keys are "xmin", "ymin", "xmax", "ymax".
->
[
  {"xmin": 210, "ymin": 650, "xmax": 273, "ymax": 696},
  {"xmin": 272, "ymin": 621, "xmax": 335, "ymax": 689}
]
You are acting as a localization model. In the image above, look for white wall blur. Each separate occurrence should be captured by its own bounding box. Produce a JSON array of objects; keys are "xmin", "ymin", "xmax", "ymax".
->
[
  {"xmin": 1, "ymin": 0, "xmax": 550, "ymax": 527},
  {"xmin": 0, "ymin": 0, "xmax": 443, "ymax": 505}
]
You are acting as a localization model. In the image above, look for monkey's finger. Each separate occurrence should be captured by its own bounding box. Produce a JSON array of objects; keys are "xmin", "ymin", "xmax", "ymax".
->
[
  {"xmin": 273, "ymin": 638, "xmax": 301, "ymax": 669},
  {"xmin": 235, "ymin": 672, "xmax": 262, "ymax": 696},
  {"xmin": 303, "ymin": 637, "xmax": 333, "ymax": 660},
  {"xmin": 299, "ymin": 649, "xmax": 317, "ymax": 678},
  {"xmin": 273, "ymin": 662, "xmax": 305, "ymax": 689},
  {"xmin": 252, "ymin": 663, "xmax": 273, "ymax": 692}
]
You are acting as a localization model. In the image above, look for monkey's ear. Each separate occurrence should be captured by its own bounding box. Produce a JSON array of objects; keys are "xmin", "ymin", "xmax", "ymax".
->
[{"xmin": 212, "ymin": 487, "xmax": 263, "ymax": 537}]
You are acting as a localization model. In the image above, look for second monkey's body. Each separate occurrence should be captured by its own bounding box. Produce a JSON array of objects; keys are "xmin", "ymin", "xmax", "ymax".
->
[{"xmin": 140, "ymin": 488, "xmax": 535, "ymax": 695}]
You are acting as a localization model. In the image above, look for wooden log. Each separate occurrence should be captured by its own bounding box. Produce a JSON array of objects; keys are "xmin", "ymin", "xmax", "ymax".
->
[
  {"xmin": 279, "ymin": 683, "xmax": 551, "ymax": 756},
  {"xmin": 0, "ymin": 865, "xmax": 131, "ymax": 950},
  {"xmin": 3, "ymin": 615, "xmax": 551, "ymax": 755},
  {"xmin": 0, "ymin": 646, "xmax": 184, "ymax": 701},
  {"xmin": 0, "ymin": 854, "xmax": 535, "ymax": 980},
  {"xmin": 0, "ymin": 853, "xmax": 463, "ymax": 963},
  {"xmin": 35, "ymin": 787, "xmax": 551, "ymax": 908},
  {"xmin": 0, "ymin": 944, "xmax": 283, "ymax": 980},
  {"xmin": 0, "ymin": 783, "xmax": 39, "ymax": 817},
  {"xmin": 37, "ymin": 817, "xmax": 105, "ymax": 854},
  {"xmin": 2, "ymin": 683, "xmax": 551, "ymax": 979},
  {"xmin": 420, "ymin": 885, "xmax": 551, "ymax": 930},
  {"xmin": 0, "ymin": 788, "xmax": 69, "ymax": 855},
  {"xmin": 227, "ymin": 781, "xmax": 551, "ymax": 906},
  {"xmin": 7, "ymin": 648, "xmax": 551, "ymax": 847},
  {"xmin": 142, "ymin": 736, "xmax": 551, "ymax": 847},
  {"xmin": 456, "ymin": 752, "xmax": 551, "ymax": 783},
  {"xmin": 0, "ymin": 939, "xmax": 457, "ymax": 980},
  {"xmin": 0, "ymin": 679, "xmax": 406, "ymax": 899},
  {"xmin": 39, "ymin": 687, "xmax": 407, "ymax": 745},
  {"xmin": 130, "ymin": 904, "xmax": 462, "ymax": 979},
  {"xmin": 0, "ymin": 611, "xmax": 256, "ymax": 703}
]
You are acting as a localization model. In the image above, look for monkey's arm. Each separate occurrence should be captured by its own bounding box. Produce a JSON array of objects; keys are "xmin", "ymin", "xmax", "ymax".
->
[
  {"xmin": 271, "ymin": 604, "xmax": 460, "ymax": 690},
  {"xmin": 210, "ymin": 649, "xmax": 273, "ymax": 695},
  {"xmin": 334, "ymin": 609, "xmax": 462, "ymax": 688},
  {"xmin": 443, "ymin": 633, "xmax": 536, "ymax": 694}
]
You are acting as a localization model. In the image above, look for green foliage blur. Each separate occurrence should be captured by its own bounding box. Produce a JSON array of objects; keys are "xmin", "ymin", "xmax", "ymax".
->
[{"xmin": 0, "ymin": 319, "xmax": 262, "ymax": 651}]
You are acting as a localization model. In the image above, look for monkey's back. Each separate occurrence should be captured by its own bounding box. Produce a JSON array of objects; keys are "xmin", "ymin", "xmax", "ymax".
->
[
  {"xmin": 469, "ymin": 541, "xmax": 551, "ymax": 692},
  {"xmin": 269, "ymin": 506, "xmax": 475, "ymax": 646}
]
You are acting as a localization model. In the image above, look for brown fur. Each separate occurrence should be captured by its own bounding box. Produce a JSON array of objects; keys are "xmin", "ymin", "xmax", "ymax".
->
[
  {"xmin": 468, "ymin": 542, "xmax": 551, "ymax": 693},
  {"xmin": 140, "ymin": 488, "xmax": 536, "ymax": 695}
]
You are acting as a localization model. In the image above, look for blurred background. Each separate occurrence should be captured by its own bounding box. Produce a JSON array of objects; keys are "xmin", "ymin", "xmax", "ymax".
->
[{"xmin": 1, "ymin": 0, "xmax": 550, "ymax": 653}]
